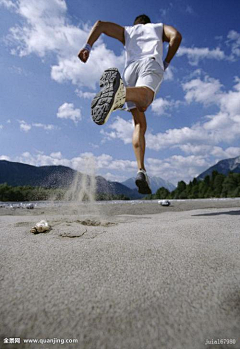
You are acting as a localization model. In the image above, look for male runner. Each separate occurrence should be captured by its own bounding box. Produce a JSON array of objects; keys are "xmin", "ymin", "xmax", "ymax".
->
[{"xmin": 78, "ymin": 14, "xmax": 182, "ymax": 194}]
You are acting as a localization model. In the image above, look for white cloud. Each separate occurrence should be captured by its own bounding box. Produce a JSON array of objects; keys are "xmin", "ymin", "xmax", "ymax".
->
[
  {"xmin": 146, "ymin": 155, "xmax": 210, "ymax": 184},
  {"xmin": 146, "ymin": 125, "xmax": 210, "ymax": 151},
  {"xmin": 203, "ymin": 112, "xmax": 230, "ymax": 131},
  {"xmin": 186, "ymin": 5, "xmax": 194, "ymax": 14},
  {"xmin": 151, "ymin": 98, "xmax": 172, "ymax": 115},
  {"xmin": 57, "ymin": 102, "xmax": 81, "ymax": 123},
  {"xmin": 50, "ymin": 151, "xmax": 62, "ymax": 159},
  {"xmin": 178, "ymin": 46, "xmax": 226, "ymax": 65},
  {"xmin": 164, "ymin": 65, "xmax": 174, "ymax": 81},
  {"xmin": 0, "ymin": 125, "xmax": 3, "ymax": 129},
  {"xmin": 75, "ymin": 89, "xmax": 95, "ymax": 99},
  {"xmin": 0, "ymin": 155, "xmax": 11, "ymax": 160},
  {"xmin": 179, "ymin": 145, "xmax": 240, "ymax": 160},
  {"xmin": 101, "ymin": 116, "xmax": 211, "ymax": 152},
  {"xmin": 89, "ymin": 143, "xmax": 99, "ymax": 149},
  {"xmin": 178, "ymin": 144, "xmax": 213, "ymax": 155},
  {"xmin": 100, "ymin": 116, "xmax": 133, "ymax": 144},
  {"xmin": 103, "ymin": 113, "xmax": 210, "ymax": 154},
  {"xmin": 219, "ymin": 80, "xmax": 240, "ymax": 116},
  {"xmin": 210, "ymin": 146, "xmax": 240, "ymax": 159},
  {"xmin": 226, "ymin": 30, "xmax": 240, "ymax": 60},
  {"xmin": 103, "ymin": 172, "xmax": 127, "ymax": 183},
  {"xmin": 159, "ymin": 9, "xmax": 168, "ymax": 17},
  {"xmin": 177, "ymin": 30, "xmax": 240, "ymax": 65},
  {"xmin": 183, "ymin": 74, "xmax": 240, "ymax": 120},
  {"xmin": 107, "ymin": 159, "xmax": 136, "ymax": 171},
  {"xmin": 51, "ymin": 45, "xmax": 124, "ymax": 89},
  {"xmin": 179, "ymin": 144, "xmax": 240, "ymax": 160},
  {"xmin": 232, "ymin": 76, "xmax": 240, "ymax": 91},
  {"xmin": 151, "ymin": 97, "xmax": 180, "ymax": 116},
  {"xmin": 32, "ymin": 123, "xmax": 57, "ymax": 130},
  {"xmin": 3, "ymin": 0, "xmax": 124, "ymax": 90},
  {"xmin": 182, "ymin": 75, "xmax": 222, "ymax": 106},
  {"xmin": 18, "ymin": 120, "xmax": 57, "ymax": 132},
  {"xmin": 19, "ymin": 120, "xmax": 31, "ymax": 132},
  {"xmin": 0, "ymin": 0, "xmax": 16, "ymax": 9},
  {"xmin": 7, "ymin": 0, "xmax": 73, "ymax": 57}
]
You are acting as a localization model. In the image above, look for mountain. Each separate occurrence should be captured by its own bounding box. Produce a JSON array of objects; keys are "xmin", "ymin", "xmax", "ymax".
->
[
  {"xmin": 122, "ymin": 176, "xmax": 175, "ymax": 193},
  {"xmin": 0, "ymin": 160, "xmax": 75, "ymax": 188},
  {"xmin": 0, "ymin": 160, "xmax": 142, "ymax": 199},
  {"xmin": 197, "ymin": 155, "xmax": 240, "ymax": 180},
  {"xmin": 95, "ymin": 175, "xmax": 141, "ymax": 199}
]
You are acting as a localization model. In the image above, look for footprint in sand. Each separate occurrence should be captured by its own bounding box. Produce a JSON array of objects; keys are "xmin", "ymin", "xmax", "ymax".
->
[{"xmin": 56, "ymin": 219, "xmax": 117, "ymax": 239}]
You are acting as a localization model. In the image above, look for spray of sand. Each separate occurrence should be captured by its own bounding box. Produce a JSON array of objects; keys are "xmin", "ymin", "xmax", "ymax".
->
[{"xmin": 63, "ymin": 155, "xmax": 100, "ymax": 217}]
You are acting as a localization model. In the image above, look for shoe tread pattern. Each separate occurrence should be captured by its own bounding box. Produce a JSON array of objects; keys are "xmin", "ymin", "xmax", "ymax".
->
[{"xmin": 92, "ymin": 68, "xmax": 120, "ymax": 125}]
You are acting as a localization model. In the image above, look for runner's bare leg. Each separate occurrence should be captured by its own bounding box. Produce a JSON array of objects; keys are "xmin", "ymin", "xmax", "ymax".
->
[
  {"xmin": 131, "ymin": 108, "xmax": 147, "ymax": 171},
  {"xmin": 126, "ymin": 87, "xmax": 154, "ymax": 112}
]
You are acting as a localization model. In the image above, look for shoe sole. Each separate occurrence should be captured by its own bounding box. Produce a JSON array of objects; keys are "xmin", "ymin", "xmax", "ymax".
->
[
  {"xmin": 135, "ymin": 179, "xmax": 152, "ymax": 195},
  {"xmin": 91, "ymin": 68, "xmax": 121, "ymax": 125}
]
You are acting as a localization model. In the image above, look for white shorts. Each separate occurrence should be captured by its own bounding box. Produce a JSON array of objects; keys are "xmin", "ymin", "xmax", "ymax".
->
[{"xmin": 122, "ymin": 57, "xmax": 164, "ymax": 111}]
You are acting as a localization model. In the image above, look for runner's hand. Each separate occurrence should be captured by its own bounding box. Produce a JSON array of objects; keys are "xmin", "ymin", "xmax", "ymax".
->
[{"xmin": 78, "ymin": 49, "xmax": 89, "ymax": 63}]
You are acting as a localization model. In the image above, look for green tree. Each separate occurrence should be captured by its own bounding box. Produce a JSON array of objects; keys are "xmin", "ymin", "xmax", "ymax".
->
[
  {"xmin": 187, "ymin": 178, "xmax": 199, "ymax": 198},
  {"xmin": 204, "ymin": 175, "xmax": 211, "ymax": 186},
  {"xmin": 213, "ymin": 173, "xmax": 225, "ymax": 197},
  {"xmin": 155, "ymin": 187, "xmax": 170, "ymax": 199},
  {"xmin": 198, "ymin": 180, "xmax": 209, "ymax": 198},
  {"xmin": 178, "ymin": 190, "xmax": 187, "ymax": 199},
  {"xmin": 171, "ymin": 181, "xmax": 187, "ymax": 199},
  {"xmin": 222, "ymin": 174, "xmax": 238, "ymax": 197}
]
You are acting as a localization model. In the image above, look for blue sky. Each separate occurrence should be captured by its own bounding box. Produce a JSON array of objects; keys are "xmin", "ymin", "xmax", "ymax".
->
[{"xmin": 0, "ymin": 0, "xmax": 240, "ymax": 185}]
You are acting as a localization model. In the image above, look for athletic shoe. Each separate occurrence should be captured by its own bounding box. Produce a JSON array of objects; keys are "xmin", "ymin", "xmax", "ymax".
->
[
  {"xmin": 91, "ymin": 68, "xmax": 126, "ymax": 125},
  {"xmin": 135, "ymin": 169, "xmax": 152, "ymax": 194}
]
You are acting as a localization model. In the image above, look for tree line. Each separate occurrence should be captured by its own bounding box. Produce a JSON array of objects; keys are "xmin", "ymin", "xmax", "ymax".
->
[
  {"xmin": 147, "ymin": 171, "xmax": 240, "ymax": 200},
  {"xmin": 0, "ymin": 183, "xmax": 130, "ymax": 202}
]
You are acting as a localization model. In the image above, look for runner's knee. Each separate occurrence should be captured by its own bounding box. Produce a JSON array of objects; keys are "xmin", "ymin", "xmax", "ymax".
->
[{"xmin": 140, "ymin": 87, "xmax": 154, "ymax": 108}]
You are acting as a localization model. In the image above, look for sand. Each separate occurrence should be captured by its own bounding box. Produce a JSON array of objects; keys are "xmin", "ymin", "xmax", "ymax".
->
[{"xmin": 0, "ymin": 199, "xmax": 240, "ymax": 349}]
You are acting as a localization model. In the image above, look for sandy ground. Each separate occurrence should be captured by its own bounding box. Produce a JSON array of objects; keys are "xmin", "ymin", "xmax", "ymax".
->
[{"xmin": 0, "ymin": 199, "xmax": 240, "ymax": 349}]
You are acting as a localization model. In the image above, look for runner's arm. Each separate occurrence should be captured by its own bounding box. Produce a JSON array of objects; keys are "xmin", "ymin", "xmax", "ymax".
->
[
  {"xmin": 78, "ymin": 21, "xmax": 125, "ymax": 62},
  {"xmin": 162, "ymin": 25, "xmax": 182, "ymax": 66},
  {"xmin": 87, "ymin": 21, "xmax": 125, "ymax": 46}
]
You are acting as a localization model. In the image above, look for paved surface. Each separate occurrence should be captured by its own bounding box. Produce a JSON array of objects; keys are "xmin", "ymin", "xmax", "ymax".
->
[{"xmin": 0, "ymin": 203, "xmax": 240, "ymax": 349}]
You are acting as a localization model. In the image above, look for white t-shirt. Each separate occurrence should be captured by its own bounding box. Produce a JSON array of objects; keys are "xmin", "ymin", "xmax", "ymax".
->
[{"xmin": 124, "ymin": 23, "xmax": 164, "ymax": 70}]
